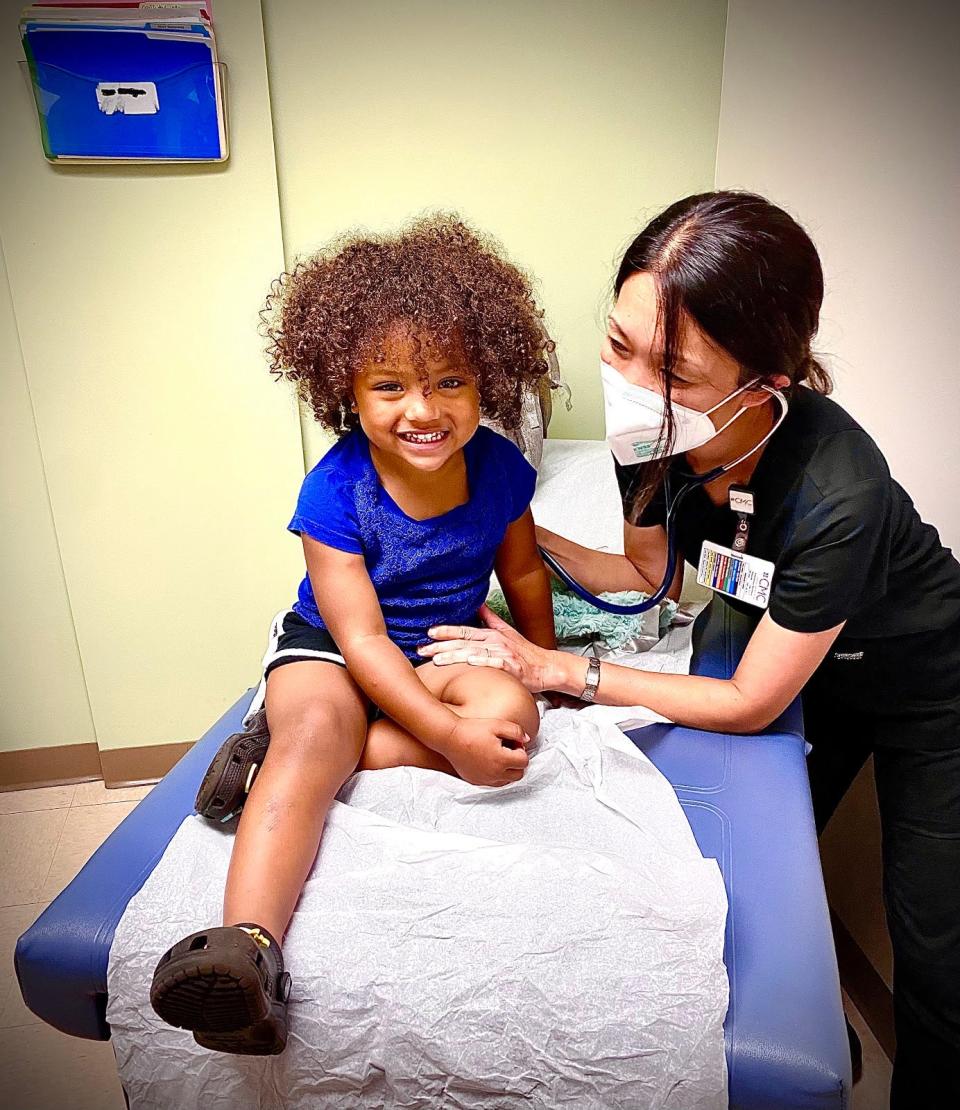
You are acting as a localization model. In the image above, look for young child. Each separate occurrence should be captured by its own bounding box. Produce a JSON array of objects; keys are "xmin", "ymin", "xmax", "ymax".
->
[{"xmin": 149, "ymin": 215, "xmax": 557, "ymax": 1055}]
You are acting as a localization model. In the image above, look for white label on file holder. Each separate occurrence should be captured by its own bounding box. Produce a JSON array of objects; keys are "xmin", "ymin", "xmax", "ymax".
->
[
  {"xmin": 96, "ymin": 82, "xmax": 159, "ymax": 116},
  {"xmin": 697, "ymin": 540, "xmax": 774, "ymax": 609}
]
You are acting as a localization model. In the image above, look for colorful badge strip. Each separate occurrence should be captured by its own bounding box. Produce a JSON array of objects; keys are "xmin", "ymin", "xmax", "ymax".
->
[{"xmin": 701, "ymin": 545, "xmax": 742, "ymax": 596}]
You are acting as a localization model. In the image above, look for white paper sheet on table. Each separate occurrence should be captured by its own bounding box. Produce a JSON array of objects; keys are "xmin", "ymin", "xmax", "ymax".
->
[{"xmin": 107, "ymin": 624, "xmax": 728, "ymax": 1110}]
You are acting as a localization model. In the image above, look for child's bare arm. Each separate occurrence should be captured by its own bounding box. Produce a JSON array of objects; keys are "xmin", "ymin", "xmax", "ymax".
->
[
  {"xmin": 303, "ymin": 535, "xmax": 456, "ymax": 743},
  {"xmin": 302, "ymin": 536, "xmax": 529, "ymax": 785},
  {"xmin": 493, "ymin": 509, "xmax": 557, "ymax": 650}
]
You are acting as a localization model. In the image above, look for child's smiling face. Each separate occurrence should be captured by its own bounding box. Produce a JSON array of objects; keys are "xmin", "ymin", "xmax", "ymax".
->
[{"xmin": 353, "ymin": 322, "xmax": 481, "ymax": 474}]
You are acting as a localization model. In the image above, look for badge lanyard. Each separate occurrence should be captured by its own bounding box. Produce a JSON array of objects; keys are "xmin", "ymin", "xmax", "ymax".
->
[
  {"xmin": 729, "ymin": 484, "xmax": 754, "ymax": 552},
  {"xmin": 695, "ymin": 485, "xmax": 775, "ymax": 609}
]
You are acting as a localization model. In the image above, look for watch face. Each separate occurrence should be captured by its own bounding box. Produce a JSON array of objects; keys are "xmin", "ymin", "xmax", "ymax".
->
[{"xmin": 582, "ymin": 657, "xmax": 601, "ymax": 702}]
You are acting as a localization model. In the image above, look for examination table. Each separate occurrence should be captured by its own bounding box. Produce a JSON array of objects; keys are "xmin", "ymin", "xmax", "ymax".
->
[{"xmin": 15, "ymin": 595, "xmax": 851, "ymax": 1108}]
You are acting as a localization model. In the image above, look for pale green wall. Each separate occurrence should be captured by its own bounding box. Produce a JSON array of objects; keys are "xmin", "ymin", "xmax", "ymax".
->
[
  {"xmin": 0, "ymin": 244, "xmax": 96, "ymax": 753},
  {"xmin": 262, "ymin": 0, "xmax": 727, "ymax": 458},
  {"xmin": 0, "ymin": 0, "xmax": 304, "ymax": 752},
  {"xmin": 2, "ymin": 0, "xmax": 726, "ymax": 755},
  {"xmin": 717, "ymin": 0, "xmax": 958, "ymax": 554}
]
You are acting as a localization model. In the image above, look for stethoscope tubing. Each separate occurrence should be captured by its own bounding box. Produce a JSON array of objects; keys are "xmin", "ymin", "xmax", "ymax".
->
[
  {"xmin": 537, "ymin": 468, "xmax": 716, "ymax": 614},
  {"xmin": 538, "ymin": 387, "xmax": 788, "ymax": 616}
]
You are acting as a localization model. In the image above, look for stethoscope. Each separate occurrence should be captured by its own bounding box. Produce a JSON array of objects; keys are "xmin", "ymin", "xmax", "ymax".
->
[{"xmin": 536, "ymin": 386, "xmax": 789, "ymax": 615}]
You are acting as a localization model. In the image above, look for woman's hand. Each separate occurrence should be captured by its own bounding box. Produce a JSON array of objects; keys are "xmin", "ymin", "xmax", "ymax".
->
[{"xmin": 419, "ymin": 604, "xmax": 563, "ymax": 693}]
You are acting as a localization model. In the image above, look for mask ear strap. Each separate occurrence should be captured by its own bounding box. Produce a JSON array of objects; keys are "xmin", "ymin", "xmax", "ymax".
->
[
  {"xmin": 719, "ymin": 386, "xmax": 789, "ymax": 473},
  {"xmin": 710, "ymin": 402, "xmax": 751, "ymax": 439},
  {"xmin": 703, "ymin": 377, "xmax": 761, "ymax": 417},
  {"xmin": 702, "ymin": 375, "xmax": 767, "ymax": 438}
]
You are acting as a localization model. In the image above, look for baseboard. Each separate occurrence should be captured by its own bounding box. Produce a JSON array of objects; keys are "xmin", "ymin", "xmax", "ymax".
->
[
  {"xmin": 0, "ymin": 738, "xmax": 195, "ymax": 791},
  {"xmin": 831, "ymin": 911, "xmax": 896, "ymax": 1061},
  {"xmin": 98, "ymin": 741, "xmax": 194, "ymax": 788},
  {"xmin": 0, "ymin": 742, "xmax": 102, "ymax": 791}
]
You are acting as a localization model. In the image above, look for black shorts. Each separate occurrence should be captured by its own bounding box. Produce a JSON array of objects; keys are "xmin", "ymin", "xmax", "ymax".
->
[
  {"xmin": 243, "ymin": 609, "xmax": 427, "ymax": 725},
  {"xmin": 262, "ymin": 609, "xmax": 349, "ymax": 677}
]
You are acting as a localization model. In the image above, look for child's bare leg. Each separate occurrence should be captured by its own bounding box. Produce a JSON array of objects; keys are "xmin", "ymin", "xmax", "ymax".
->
[
  {"xmin": 359, "ymin": 662, "xmax": 539, "ymax": 774},
  {"xmin": 222, "ymin": 661, "xmax": 367, "ymax": 942}
]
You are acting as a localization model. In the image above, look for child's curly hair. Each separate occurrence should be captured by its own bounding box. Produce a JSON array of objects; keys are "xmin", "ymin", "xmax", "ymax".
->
[{"xmin": 261, "ymin": 213, "xmax": 552, "ymax": 435}]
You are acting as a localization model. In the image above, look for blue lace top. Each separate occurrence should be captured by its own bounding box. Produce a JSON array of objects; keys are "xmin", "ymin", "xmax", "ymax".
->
[{"xmin": 288, "ymin": 426, "xmax": 536, "ymax": 660}]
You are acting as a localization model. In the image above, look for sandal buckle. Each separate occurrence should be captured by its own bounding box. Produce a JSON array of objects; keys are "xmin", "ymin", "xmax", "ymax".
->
[
  {"xmin": 244, "ymin": 762, "xmax": 260, "ymax": 794},
  {"xmin": 239, "ymin": 926, "xmax": 271, "ymax": 949},
  {"xmin": 278, "ymin": 971, "xmax": 292, "ymax": 1003}
]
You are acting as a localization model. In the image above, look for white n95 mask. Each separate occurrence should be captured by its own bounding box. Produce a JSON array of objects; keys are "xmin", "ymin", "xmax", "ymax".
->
[{"xmin": 601, "ymin": 360, "xmax": 758, "ymax": 466}]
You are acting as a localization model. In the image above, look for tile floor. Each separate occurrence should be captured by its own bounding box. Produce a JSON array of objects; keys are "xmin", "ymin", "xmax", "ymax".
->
[
  {"xmin": 0, "ymin": 779, "xmax": 152, "ymax": 1109},
  {"xmin": 0, "ymin": 778, "xmax": 894, "ymax": 1108}
]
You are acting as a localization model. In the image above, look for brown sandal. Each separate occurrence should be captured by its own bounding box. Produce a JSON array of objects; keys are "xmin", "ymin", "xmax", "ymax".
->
[
  {"xmin": 150, "ymin": 924, "xmax": 291, "ymax": 1055},
  {"xmin": 195, "ymin": 708, "xmax": 270, "ymax": 822}
]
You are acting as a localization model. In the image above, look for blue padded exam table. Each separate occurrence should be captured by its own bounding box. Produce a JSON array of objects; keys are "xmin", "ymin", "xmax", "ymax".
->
[{"xmin": 16, "ymin": 597, "xmax": 851, "ymax": 1108}]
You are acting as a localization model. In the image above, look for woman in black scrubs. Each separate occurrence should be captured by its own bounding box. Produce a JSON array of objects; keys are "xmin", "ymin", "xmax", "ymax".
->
[{"xmin": 421, "ymin": 192, "xmax": 960, "ymax": 1108}]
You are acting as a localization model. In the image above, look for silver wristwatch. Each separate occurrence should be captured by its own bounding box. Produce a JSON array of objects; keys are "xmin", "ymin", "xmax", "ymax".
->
[{"xmin": 581, "ymin": 656, "xmax": 601, "ymax": 703}]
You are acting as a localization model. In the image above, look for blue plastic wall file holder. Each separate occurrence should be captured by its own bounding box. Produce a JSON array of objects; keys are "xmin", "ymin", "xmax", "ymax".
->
[{"xmin": 21, "ymin": 26, "xmax": 227, "ymax": 162}]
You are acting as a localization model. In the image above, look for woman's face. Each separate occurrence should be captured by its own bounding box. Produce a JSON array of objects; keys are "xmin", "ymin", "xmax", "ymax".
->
[{"xmin": 602, "ymin": 272, "xmax": 747, "ymax": 422}]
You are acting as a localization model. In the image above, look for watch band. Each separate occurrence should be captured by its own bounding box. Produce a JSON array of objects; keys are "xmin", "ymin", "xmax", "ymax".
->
[{"xmin": 581, "ymin": 656, "xmax": 601, "ymax": 703}]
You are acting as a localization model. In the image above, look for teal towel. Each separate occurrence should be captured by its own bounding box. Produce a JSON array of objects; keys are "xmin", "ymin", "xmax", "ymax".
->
[{"xmin": 487, "ymin": 583, "xmax": 676, "ymax": 651}]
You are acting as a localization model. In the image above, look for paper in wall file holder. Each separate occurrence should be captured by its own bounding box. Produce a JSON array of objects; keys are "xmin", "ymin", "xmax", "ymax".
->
[{"xmin": 20, "ymin": 24, "xmax": 228, "ymax": 163}]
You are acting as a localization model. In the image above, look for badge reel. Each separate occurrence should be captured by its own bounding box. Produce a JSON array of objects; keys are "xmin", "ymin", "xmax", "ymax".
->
[{"xmin": 696, "ymin": 486, "xmax": 776, "ymax": 609}]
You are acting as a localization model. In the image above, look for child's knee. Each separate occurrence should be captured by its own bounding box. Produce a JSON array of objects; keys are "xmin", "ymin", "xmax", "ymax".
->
[
  {"xmin": 449, "ymin": 670, "xmax": 539, "ymax": 735},
  {"xmin": 507, "ymin": 684, "xmax": 541, "ymax": 737},
  {"xmin": 268, "ymin": 701, "xmax": 365, "ymax": 769}
]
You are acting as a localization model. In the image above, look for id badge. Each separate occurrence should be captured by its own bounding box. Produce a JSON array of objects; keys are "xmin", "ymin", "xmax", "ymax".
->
[{"xmin": 697, "ymin": 540, "xmax": 774, "ymax": 609}]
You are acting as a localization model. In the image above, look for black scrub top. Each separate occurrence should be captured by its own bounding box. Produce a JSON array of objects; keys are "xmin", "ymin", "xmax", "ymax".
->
[{"xmin": 614, "ymin": 387, "xmax": 960, "ymax": 642}]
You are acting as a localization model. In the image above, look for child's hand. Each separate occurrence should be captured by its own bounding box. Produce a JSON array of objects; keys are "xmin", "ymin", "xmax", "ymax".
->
[{"xmin": 442, "ymin": 718, "xmax": 530, "ymax": 787}]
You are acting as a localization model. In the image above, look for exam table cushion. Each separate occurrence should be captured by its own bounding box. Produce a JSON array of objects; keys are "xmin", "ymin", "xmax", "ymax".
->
[{"xmin": 16, "ymin": 436, "xmax": 849, "ymax": 1109}]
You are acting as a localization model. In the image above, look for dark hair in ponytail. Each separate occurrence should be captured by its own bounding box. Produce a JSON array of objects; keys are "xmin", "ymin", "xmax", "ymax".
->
[{"xmin": 615, "ymin": 190, "xmax": 831, "ymax": 522}]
